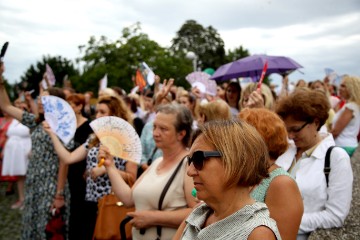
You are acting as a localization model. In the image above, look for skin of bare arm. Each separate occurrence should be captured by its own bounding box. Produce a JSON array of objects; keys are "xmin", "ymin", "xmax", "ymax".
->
[
  {"xmin": 265, "ymin": 175, "xmax": 304, "ymax": 240},
  {"xmin": 331, "ymin": 107, "xmax": 353, "ymax": 138},
  {"xmin": 43, "ymin": 121, "xmax": 87, "ymax": 164},
  {"xmin": 0, "ymin": 63, "xmax": 25, "ymax": 121}
]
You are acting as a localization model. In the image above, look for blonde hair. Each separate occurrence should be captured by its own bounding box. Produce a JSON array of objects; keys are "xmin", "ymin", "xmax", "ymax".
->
[
  {"xmin": 198, "ymin": 119, "xmax": 269, "ymax": 188},
  {"xmin": 240, "ymin": 83, "xmax": 274, "ymax": 110},
  {"xmin": 343, "ymin": 75, "xmax": 360, "ymax": 106},
  {"xmin": 198, "ymin": 99, "xmax": 232, "ymax": 122}
]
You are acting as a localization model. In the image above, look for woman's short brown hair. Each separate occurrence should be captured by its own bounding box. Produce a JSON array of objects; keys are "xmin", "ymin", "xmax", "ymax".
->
[
  {"xmin": 275, "ymin": 89, "xmax": 330, "ymax": 130},
  {"xmin": 67, "ymin": 93, "xmax": 85, "ymax": 109},
  {"xmin": 197, "ymin": 119, "xmax": 269, "ymax": 188},
  {"xmin": 198, "ymin": 99, "xmax": 232, "ymax": 122},
  {"xmin": 239, "ymin": 108, "xmax": 288, "ymax": 159}
]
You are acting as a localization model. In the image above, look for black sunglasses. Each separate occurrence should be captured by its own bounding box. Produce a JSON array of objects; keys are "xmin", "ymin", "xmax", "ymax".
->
[
  {"xmin": 287, "ymin": 121, "xmax": 309, "ymax": 134},
  {"xmin": 186, "ymin": 151, "xmax": 222, "ymax": 171}
]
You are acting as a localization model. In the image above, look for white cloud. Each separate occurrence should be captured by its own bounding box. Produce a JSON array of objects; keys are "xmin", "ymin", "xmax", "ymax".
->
[{"xmin": 0, "ymin": 0, "xmax": 359, "ymax": 85}]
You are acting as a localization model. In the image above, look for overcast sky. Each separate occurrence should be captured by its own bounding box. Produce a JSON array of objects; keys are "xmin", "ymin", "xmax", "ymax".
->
[{"xmin": 1, "ymin": 0, "xmax": 359, "ymax": 86}]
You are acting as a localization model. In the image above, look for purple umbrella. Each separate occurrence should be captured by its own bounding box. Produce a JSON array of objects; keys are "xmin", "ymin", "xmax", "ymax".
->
[{"xmin": 211, "ymin": 54, "xmax": 303, "ymax": 81}]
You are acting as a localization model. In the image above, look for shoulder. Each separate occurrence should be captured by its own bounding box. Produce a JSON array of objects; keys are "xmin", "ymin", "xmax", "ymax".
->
[
  {"xmin": 267, "ymin": 174, "xmax": 301, "ymax": 203},
  {"xmin": 344, "ymin": 102, "xmax": 360, "ymax": 112},
  {"xmin": 248, "ymin": 226, "xmax": 276, "ymax": 240}
]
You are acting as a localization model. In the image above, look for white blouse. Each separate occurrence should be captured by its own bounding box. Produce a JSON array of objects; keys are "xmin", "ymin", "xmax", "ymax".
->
[{"xmin": 276, "ymin": 133, "xmax": 353, "ymax": 234}]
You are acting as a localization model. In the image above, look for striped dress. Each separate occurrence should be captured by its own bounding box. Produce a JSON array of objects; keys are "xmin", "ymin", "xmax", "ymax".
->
[{"xmin": 181, "ymin": 202, "xmax": 282, "ymax": 240}]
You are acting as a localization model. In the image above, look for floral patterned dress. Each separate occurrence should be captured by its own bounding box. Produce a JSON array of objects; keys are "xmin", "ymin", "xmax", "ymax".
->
[{"xmin": 21, "ymin": 111, "xmax": 73, "ymax": 240}]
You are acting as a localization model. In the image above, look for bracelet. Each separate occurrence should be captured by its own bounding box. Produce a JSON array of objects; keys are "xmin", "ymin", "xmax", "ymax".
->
[
  {"xmin": 56, "ymin": 189, "xmax": 64, "ymax": 196},
  {"xmin": 54, "ymin": 196, "xmax": 64, "ymax": 200}
]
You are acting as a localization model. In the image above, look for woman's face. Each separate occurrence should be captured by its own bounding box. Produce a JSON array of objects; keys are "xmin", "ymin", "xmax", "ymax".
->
[
  {"xmin": 225, "ymin": 85, "xmax": 239, "ymax": 103},
  {"xmin": 179, "ymin": 96, "xmax": 193, "ymax": 111},
  {"xmin": 153, "ymin": 112, "xmax": 181, "ymax": 149},
  {"xmin": 339, "ymin": 80, "xmax": 350, "ymax": 100},
  {"xmin": 187, "ymin": 135, "xmax": 226, "ymax": 202},
  {"xmin": 283, "ymin": 116, "xmax": 319, "ymax": 150},
  {"xmin": 312, "ymin": 82, "xmax": 325, "ymax": 92},
  {"xmin": 69, "ymin": 101, "xmax": 82, "ymax": 115},
  {"xmin": 95, "ymin": 103, "xmax": 111, "ymax": 118}
]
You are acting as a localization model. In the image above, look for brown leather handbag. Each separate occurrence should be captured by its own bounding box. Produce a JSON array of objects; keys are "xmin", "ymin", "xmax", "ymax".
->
[{"xmin": 93, "ymin": 192, "xmax": 134, "ymax": 240}]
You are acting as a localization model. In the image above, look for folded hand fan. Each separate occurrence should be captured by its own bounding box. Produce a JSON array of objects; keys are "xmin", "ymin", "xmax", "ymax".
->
[
  {"xmin": 90, "ymin": 116, "xmax": 142, "ymax": 166},
  {"xmin": 41, "ymin": 95, "xmax": 76, "ymax": 145}
]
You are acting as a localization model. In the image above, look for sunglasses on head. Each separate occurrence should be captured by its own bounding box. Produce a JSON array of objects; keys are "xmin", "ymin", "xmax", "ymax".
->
[{"xmin": 186, "ymin": 150, "xmax": 222, "ymax": 171}]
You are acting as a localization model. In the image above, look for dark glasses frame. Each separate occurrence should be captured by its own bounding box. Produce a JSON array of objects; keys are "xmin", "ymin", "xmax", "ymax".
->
[
  {"xmin": 287, "ymin": 121, "xmax": 310, "ymax": 134},
  {"xmin": 186, "ymin": 150, "xmax": 222, "ymax": 171}
]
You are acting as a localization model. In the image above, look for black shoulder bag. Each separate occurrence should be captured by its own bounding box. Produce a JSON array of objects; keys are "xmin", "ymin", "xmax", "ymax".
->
[{"xmin": 324, "ymin": 146, "xmax": 336, "ymax": 187}]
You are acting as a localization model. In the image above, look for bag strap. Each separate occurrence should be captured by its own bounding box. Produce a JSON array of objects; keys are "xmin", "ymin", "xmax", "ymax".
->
[
  {"xmin": 156, "ymin": 158, "xmax": 185, "ymax": 239},
  {"xmin": 324, "ymin": 146, "xmax": 335, "ymax": 187},
  {"xmin": 147, "ymin": 147, "xmax": 158, "ymax": 166}
]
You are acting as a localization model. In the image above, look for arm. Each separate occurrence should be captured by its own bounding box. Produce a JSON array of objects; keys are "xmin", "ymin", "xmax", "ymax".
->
[
  {"xmin": 331, "ymin": 107, "xmax": 353, "ymax": 138},
  {"xmin": 0, "ymin": 63, "xmax": 24, "ymax": 121},
  {"xmin": 300, "ymin": 148, "xmax": 353, "ymax": 232},
  {"xmin": 248, "ymin": 226, "xmax": 276, "ymax": 240},
  {"xmin": 52, "ymin": 160, "xmax": 68, "ymax": 209},
  {"xmin": 266, "ymin": 175, "xmax": 303, "ymax": 240},
  {"xmin": 43, "ymin": 121, "xmax": 87, "ymax": 164},
  {"xmin": 155, "ymin": 78, "xmax": 174, "ymax": 106},
  {"xmin": 245, "ymin": 89, "xmax": 265, "ymax": 109},
  {"xmin": 99, "ymin": 145, "xmax": 135, "ymax": 206},
  {"xmin": 277, "ymin": 75, "xmax": 289, "ymax": 99},
  {"xmin": 172, "ymin": 220, "xmax": 186, "ymax": 240},
  {"xmin": 154, "ymin": 75, "xmax": 161, "ymax": 95}
]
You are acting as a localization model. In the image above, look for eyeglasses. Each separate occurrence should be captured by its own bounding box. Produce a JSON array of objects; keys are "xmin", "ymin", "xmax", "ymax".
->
[
  {"xmin": 287, "ymin": 122, "xmax": 309, "ymax": 134},
  {"xmin": 186, "ymin": 151, "xmax": 222, "ymax": 171}
]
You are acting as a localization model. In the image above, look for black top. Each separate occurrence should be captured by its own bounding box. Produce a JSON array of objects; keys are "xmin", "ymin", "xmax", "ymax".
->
[{"xmin": 68, "ymin": 120, "xmax": 93, "ymax": 203}]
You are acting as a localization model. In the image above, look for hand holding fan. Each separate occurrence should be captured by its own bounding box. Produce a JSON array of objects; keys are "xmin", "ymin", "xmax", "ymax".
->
[
  {"xmin": 90, "ymin": 116, "xmax": 142, "ymax": 167},
  {"xmin": 41, "ymin": 96, "xmax": 76, "ymax": 145}
]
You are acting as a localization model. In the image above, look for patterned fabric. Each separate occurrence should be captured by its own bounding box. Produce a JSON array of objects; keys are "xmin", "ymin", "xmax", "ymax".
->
[
  {"xmin": 181, "ymin": 202, "xmax": 282, "ymax": 240},
  {"xmin": 83, "ymin": 136, "xmax": 127, "ymax": 202},
  {"xmin": 251, "ymin": 167, "xmax": 293, "ymax": 202},
  {"xmin": 21, "ymin": 111, "xmax": 73, "ymax": 240}
]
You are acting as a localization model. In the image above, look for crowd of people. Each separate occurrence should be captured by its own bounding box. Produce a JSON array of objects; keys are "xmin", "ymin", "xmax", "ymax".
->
[{"xmin": 1, "ymin": 59, "xmax": 360, "ymax": 240}]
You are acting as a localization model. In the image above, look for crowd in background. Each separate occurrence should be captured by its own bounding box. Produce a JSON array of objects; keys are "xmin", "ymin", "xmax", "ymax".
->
[{"xmin": 1, "ymin": 59, "xmax": 360, "ymax": 240}]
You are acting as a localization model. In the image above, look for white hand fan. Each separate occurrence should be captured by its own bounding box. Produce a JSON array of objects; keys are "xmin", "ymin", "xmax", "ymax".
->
[
  {"xmin": 90, "ymin": 116, "xmax": 142, "ymax": 165},
  {"xmin": 41, "ymin": 95, "xmax": 76, "ymax": 145}
]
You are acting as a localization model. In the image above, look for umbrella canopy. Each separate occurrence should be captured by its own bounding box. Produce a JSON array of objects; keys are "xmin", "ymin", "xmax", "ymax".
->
[{"xmin": 211, "ymin": 54, "xmax": 303, "ymax": 81}]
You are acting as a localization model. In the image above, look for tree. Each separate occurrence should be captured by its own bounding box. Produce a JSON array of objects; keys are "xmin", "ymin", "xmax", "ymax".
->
[
  {"xmin": 170, "ymin": 20, "xmax": 226, "ymax": 70},
  {"xmin": 75, "ymin": 22, "xmax": 192, "ymax": 95},
  {"xmin": 225, "ymin": 46, "xmax": 250, "ymax": 63},
  {"xmin": 18, "ymin": 55, "xmax": 79, "ymax": 97}
]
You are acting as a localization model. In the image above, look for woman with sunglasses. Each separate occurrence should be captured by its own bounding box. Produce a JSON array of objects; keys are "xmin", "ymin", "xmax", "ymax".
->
[
  {"xmin": 98, "ymin": 103, "xmax": 197, "ymax": 240},
  {"xmin": 176, "ymin": 119, "xmax": 281, "ymax": 239},
  {"xmin": 239, "ymin": 108, "xmax": 303, "ymax": 240},
  {"xmin": 275, "ymin": 89, "xmax": 353, "ymax": 240}
]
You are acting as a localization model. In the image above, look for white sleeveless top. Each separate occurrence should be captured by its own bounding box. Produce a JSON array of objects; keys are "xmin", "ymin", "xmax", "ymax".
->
[
  {"xmin": 332, "ymin": 102, "xmax": 360, "ymax": 147},
  {"xmin": 132, "ymin": 157, "xmax": 188, "ymax": 240}
]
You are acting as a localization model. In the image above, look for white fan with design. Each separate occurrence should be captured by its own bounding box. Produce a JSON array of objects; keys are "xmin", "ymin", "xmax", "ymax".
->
[
  {"xmin": 41, "ymin": 95, "xmax": 76, "ymax": 145},
  {"xmin": 90, "ymin": 116, "xmax": 142, "ymax": 165}
]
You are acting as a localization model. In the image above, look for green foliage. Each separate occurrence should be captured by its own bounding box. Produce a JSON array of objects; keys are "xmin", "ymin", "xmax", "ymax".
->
[
  {"xmin": 16, "ymin": 21, "xmax": 254, "ymax": 95},
  {"xmin": 19, "ymin": 55, "xmax": 79, "ymax": 97},
  {"xmin": 225, "ymin": 46, "xmax": 250, "ymax": 63},
  {"xmin": 75, "ymin": 22, "xmax": 192, "ymax": 95},
  {"xmin": 171, "ymin": 20, "xmax": 226, "ymax": 70}
]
